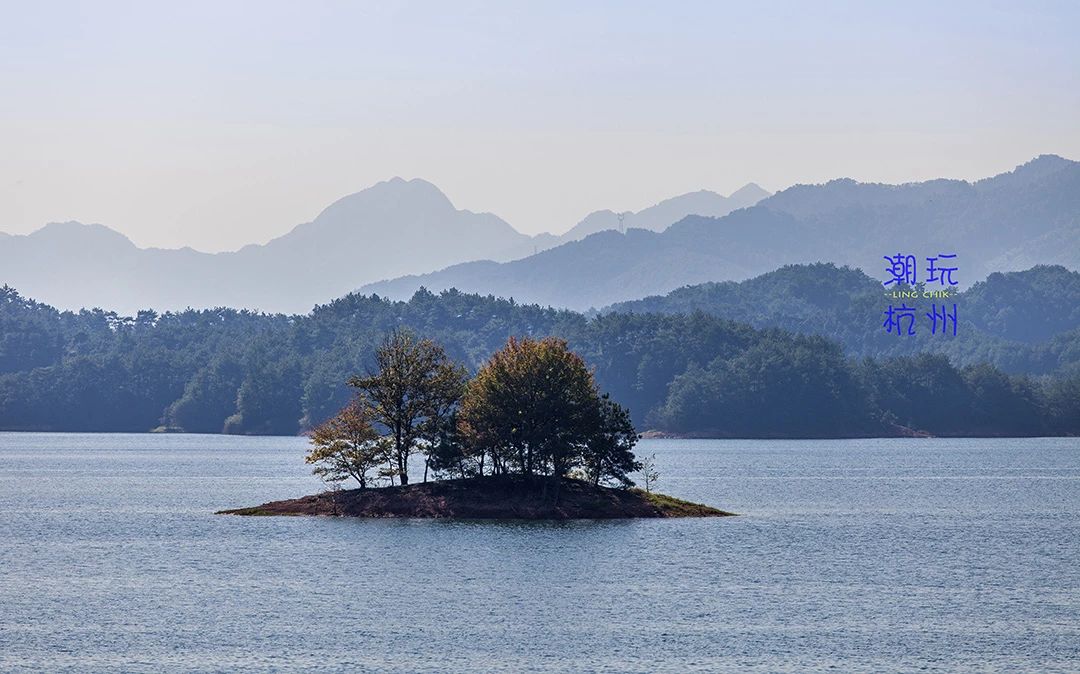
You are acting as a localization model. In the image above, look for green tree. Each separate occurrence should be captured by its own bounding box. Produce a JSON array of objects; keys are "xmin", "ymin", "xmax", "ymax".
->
[
  {"xmin": 459, "ymin": 336, "xmax": 640, "ymax": 488},
  {"xmin": 348, "ymin": 330, "xmax": 467, "ymax": 485},
  {"xmin": 305, "ymin": 399, "xmax": 385, "ymax": 487},
  {"xmin": 582, "ymin": 394, "xmax": 641, "ymax": 487},
  {"xmin": 424, "ymin": 411, "xmax": 474, "ymax": 480},
  {"xmin": 459, "ymin": 336, "xmax": 597, "ymax": 479}
]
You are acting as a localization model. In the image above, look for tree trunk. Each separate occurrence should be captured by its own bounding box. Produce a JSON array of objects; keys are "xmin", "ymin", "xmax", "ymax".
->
[
  {"xmin": 550, "ymin": 473, "xmax": 561, "ymax": 506},
  {"xmin": 397, "ymin": 448, "xmax": 409, "ymax": 485},
  {"xmin": 395, "ymin": 425, "xmax": 408, "ymax": 485}
]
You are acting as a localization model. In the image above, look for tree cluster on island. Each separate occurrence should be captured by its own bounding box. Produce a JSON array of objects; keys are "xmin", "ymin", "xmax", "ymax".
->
[{"xmin": 306, "ymin": 331, "xmax": 642, "ymax": 492}]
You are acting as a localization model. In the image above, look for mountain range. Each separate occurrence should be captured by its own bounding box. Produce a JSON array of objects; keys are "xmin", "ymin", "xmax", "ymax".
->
[
  {"xmin": 0, "ymin": 179, "xmax": 768, "ymax": 314},
  {"xmin": 4, "ymin": 155, "xmax": 1078, "ymax": 315},
  {"xmin": 362, "ymin": 155, "xmax": 1080, "ymax": 309}
]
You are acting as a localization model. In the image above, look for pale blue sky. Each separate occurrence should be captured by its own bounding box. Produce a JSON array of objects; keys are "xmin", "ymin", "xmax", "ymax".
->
[{"xmin": 2, "ymin": 0, "xmax": 1078, "ymax": 250}]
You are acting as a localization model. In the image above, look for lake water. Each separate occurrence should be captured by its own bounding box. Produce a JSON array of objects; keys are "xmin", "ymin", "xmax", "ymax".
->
[{"xmin": 0, "ymin": 434, "xmax": 1078, "ymax": 673}]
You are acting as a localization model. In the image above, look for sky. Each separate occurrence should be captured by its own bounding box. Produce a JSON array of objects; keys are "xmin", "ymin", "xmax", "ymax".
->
[{"xmin": 1, "ymin": 0, "xmax": 1078, "ymax": 252}]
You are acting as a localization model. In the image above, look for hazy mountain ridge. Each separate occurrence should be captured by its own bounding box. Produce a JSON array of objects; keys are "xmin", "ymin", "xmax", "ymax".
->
[
  {"xmin": 362, "ymin": 155, "xmax": 1080, "ymax": 309},
  {"xmin": 0, "ymin": 178, "xmax": 767, "ymax": 313},
  {"xmin": 0, "ymin": 178, "xmax": 540, "ymax": 314},
  {"xmin": 558, "ymin": 183, "xmax": 770, "ymax": 242}
]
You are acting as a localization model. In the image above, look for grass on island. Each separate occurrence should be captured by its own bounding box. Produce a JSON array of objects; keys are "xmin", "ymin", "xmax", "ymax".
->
[{"xmin": 636, "ymin": 489, "xmax": 734, "ymax": 517}]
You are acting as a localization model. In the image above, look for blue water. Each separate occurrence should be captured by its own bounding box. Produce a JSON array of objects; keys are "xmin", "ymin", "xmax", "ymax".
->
[{"xmin": 0, "ymin": 434, "xmax": 1078, "ymax": 673}]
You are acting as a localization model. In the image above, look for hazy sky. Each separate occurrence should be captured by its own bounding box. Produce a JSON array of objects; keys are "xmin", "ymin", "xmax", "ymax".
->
[{"xmin": 2, "ymin": 0, "xmax": 1078, "ymax": 251}]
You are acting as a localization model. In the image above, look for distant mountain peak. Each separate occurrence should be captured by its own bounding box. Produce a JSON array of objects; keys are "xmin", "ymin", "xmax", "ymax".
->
[
  {"xmin": 729, "ymin": 182, "xmax": 770, "ymax": 199},
  {"xmin": 358, "ymin": 175, "xmax": 451, "ymax": 200},
  {"xmin": 1029, "ymin": 153, "xmax": 1068, "ymax": 165},
  {"xmin": 978, "ymin": 154, "xmax": 1077, "ymax": 189},
  {"xmin": 1013, "ymin": 153, "xmax": 1073, "ymax": 174},
  {"xmin": 311, "ymin": 176, "xmax": 457, "ymax": 225},
  {"xmin": 32, "ymin": 221, "xmax": 135, "ymax": 246},
  {"xmin": 1006, "ymin": 153, "xmax": 1073, "ymax": 174},
  {"xmin": 383, "ymin": 176, "xmax": 443, "ymax": 192},
  {"xmin": 727, "ymin": 182, "xmax": 772, "ymax": 208}
]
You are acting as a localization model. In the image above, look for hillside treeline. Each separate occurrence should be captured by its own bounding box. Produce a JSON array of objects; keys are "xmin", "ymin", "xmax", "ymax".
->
[
  {"xmin": 0, "ymin": 283, "xmax": 1077, "ymax": 437},
  {"xmin": 607, "ymin": 264, "xmax": 1080, "ymax": 375}
]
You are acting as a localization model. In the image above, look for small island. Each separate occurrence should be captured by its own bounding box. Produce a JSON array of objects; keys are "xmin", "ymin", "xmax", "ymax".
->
[
  {"xmin": 220, "ymin": 475, "xmax": 732, "ymax": 519},
  {"xmin": 220, "ymin": 332, "xmax": 733, "ymax": 520}
]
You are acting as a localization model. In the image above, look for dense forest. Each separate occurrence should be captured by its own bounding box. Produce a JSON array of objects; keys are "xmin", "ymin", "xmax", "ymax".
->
[
  {"xmin": 1, "ymin": 267, "xmax": 1078, "ymax": 437},
  {"xmin": 606, "ymin": 264, "xmax": 1080, "ymax": 375}
]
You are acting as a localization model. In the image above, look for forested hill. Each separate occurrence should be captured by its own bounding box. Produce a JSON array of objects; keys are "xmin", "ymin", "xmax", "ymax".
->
[
  {"xmin": 1, "ymin": 283, "xmax": 1077, "ymax": 438},
  {"xmin": 604, "ymin": 264, "xmax": 1080, "ymax": 375}
]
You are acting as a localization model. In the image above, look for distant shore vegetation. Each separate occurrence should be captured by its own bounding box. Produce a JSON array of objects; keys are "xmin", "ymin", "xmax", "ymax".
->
[{"xmin": 1, "ymin": 263, "xmax": 1078, "ymax": 438}]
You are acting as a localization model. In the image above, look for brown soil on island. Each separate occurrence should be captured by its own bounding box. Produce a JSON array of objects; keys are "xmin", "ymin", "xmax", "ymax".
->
[{"xmin": 218, "ymin": 475, "xmax": 735, "ymax": 519}]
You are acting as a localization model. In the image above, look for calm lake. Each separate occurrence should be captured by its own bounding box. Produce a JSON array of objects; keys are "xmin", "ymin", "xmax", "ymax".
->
[{"xmin": 1, "ymin": 434, "xmax": 1078, "ymax": 673}]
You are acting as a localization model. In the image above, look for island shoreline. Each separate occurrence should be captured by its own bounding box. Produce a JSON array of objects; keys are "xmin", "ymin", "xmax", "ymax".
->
[{"xmin": 218, "ymin": 475, "xmax": 735, "ymax": 520}]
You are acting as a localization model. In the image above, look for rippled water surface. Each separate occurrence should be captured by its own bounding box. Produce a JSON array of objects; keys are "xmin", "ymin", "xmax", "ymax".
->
[{"xmin": 1, "ymin": 434, "xmax": 1078, "ymax": 673}]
